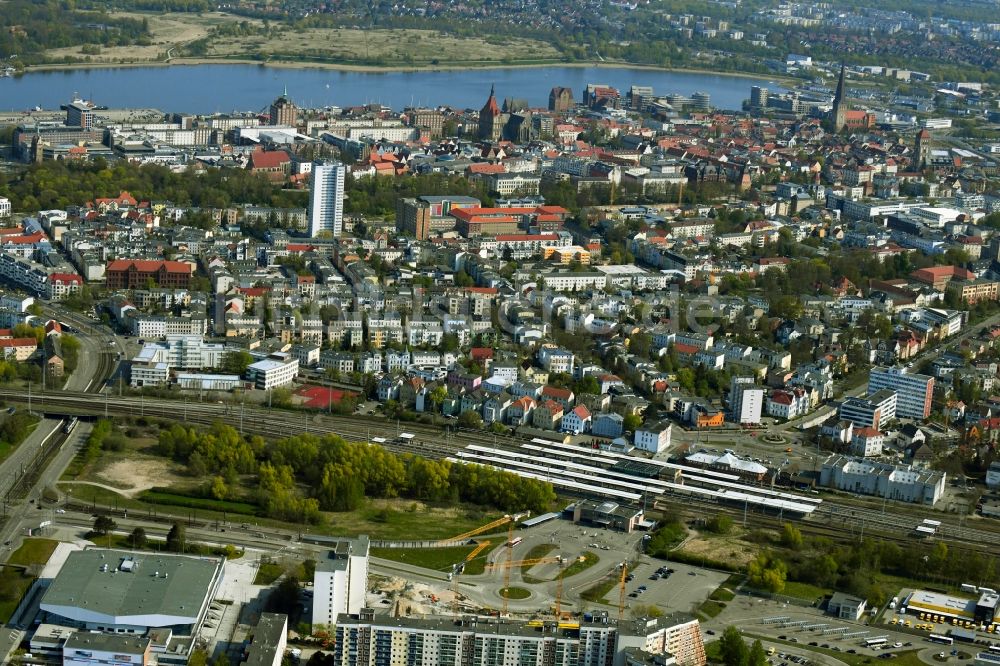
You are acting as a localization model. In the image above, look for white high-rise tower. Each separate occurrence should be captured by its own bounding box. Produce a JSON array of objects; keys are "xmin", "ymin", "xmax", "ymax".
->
[{"xmin": 308, "ymin": 160, "xmax": 346, "ymax": 237}]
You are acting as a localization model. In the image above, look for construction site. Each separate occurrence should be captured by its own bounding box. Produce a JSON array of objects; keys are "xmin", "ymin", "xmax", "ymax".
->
[{"xmin": 367, "ymin": 513, "xmax": 729, "ymax": 627}]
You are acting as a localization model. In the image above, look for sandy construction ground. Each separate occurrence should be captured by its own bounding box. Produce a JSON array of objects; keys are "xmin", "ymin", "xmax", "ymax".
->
[{"xmin": 91, "ymin": 456, "xmax": 183, "ymax": 497}]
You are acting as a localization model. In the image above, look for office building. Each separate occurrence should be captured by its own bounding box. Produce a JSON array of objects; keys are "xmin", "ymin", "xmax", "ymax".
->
[
  {"xmin": 867, "ymin": 366, "xmax": 934, "ymax": 419},
  {"xmin": 332, "ymin": 610, "xmax": 705, "ymax": 666},
  {"xmin": 820, "ymin": 455, "xmax": 946, "ymax": 505},
  {"xmin": 246, "ymin": 353, "xmax": 299, "ymax": 390},
  {"xmin": 729, "ymin": 376, "xmax": 764, "ymax": 425},
  {"xmin": 838, "ymin": 389, "xmax": 897, "ymax": 429},
  {"xmin": 66, "ymin": 98, "xmax": 95, "ymax": 130},
  {"xmin": 308, "ymin": 160, "xmax": 346, "ymax": 238},
  {"xmin": 312, "ymin": 536, "xmax": 370, "ymax": 630}
]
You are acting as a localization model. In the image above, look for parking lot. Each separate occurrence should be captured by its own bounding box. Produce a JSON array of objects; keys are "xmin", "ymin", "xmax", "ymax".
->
[{"xmin": 463, "ymin": 518, "xmax": 728, "ymax": 616}]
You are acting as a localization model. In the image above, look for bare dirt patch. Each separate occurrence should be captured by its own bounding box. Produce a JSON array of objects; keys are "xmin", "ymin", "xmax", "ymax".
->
[
  {"xmin": 208, "ymin": 27, "xmax": 561, "ymax": 64},
  {"xmin": 44, "ymin": 12, "xmax": 258, "ymax": 64},
  {"xmin": 92, "ymin": 457, "xmax": 186, "ymax": 497},
  {"xmin": 677, "ymin": 533, "xmax": 762, "ymax": 569}
]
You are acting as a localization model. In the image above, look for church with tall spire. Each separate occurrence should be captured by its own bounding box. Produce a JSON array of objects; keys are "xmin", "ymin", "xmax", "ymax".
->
[
  {"xmin": 828, "ymin": 64, "xmax": 848, "ymax": 133},
  {"xmin": 477, "ymin": 84, "xmax": 507, "ymax": 141}
]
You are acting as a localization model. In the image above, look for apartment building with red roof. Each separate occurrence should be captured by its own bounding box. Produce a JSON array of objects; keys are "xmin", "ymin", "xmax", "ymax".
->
[{"xmin": 105, "ymin": 260, "xmax": 192, "ymax": 290}]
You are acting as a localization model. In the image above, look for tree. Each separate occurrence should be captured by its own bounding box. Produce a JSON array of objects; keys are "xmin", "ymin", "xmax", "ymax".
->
[
  {"xmin": 706, "ymin": 513, "xmax": 733, "ymax": 534},
  {"xmin": 747, "ymin": 552, "xmax": 787, "ymax": 594},
  {"xmin": 93, "ymin": 515, "xmax": 116, "ymax": 536},
  {"xmin": 749, "ymin": 639, "xmax": 769, "ymax": 666},
  {"xmin": 220, "ymin": 350, "xmax": 253, "ymax": 375},
  {"xmin": 188, "ymin": 650, "xmax": 209, "ymax": 666},
  {"xmin": 128, "ymin": 527, "xmax": 147, "ymax": 549},
  {"xmin": 166, "ymin": 522, "xmax": 185, "ymax": 552},
  {"xmin": 623, "ymin": 413, "xmax": 642, "ymax": 432},
  {"xmin": 780, "ymin": 523, "xmax": 803, "ymax": 550},
  {"xmin": 719, "ymin": 626, "xmax": 749, "ymax": 666},
  {"xmin": 427, "ymin": 385, "xmax": 448, "ymax": 414},
  {"xmin": 457, "ymin": 410, "xmax": 483, "ymax": 429},
  {"xmin": 267, "ymin": 575, "xmax": 301, "ymax": 615}
]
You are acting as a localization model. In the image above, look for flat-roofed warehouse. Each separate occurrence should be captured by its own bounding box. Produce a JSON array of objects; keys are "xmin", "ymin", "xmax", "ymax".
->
[
  {"xmin": 906, "ymin": 589, "xmax": 974, "ymax": 619},
  {"xmin": 39, "ymin": 549, "xmax": 224, "ymax": 633}
]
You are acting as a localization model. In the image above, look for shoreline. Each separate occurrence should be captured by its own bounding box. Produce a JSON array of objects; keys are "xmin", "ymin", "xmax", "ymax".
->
[{"xmin": 17, "ymin": 57, "xmax": 797, "ymax": 85}]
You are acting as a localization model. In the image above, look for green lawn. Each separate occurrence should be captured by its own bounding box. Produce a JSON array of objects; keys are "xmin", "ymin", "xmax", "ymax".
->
[
  {"xmin": 499, "ymin": 586, "xmax": 531, "ymax": 600},
  {"xmin": 58, "ymin": 482, "xmax": 501, "ymax": 542},
  {"xmin": 558, "ymin": 552, "xmax": 598, "ymax": 579},
  {"xmin": 699, "ymin": 599, "xmax": 727, "ymax": 619},
  {"xmin": 581, "ymin": 577, "xmax": 619, "ymax": 604},
  {"xmin": 254, "ymin": 561, "xmax": 286, "ymax": 585},
  {"xmin": 779, "ymin": 581, "xmax": 830, "ymax": 602},
  {"xmin": 0, "ymin": 539, "xmax": 59, "ymax": 623},
  {"xmin": 372, "ymin": 545, "xmax": 476, "ymax": 573},
  {"xmin": 7, "ymin": 538, "xmax": 57, "ymax": 567},
  {"xmin": 709, "ymin": 586, "xmax": 736, "ymax": 602}
]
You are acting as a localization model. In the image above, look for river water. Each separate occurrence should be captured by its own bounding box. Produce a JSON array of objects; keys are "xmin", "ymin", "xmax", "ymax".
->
[{"xmin": 0, "ymin": 64, "xmax": 780, "ymax": 114}]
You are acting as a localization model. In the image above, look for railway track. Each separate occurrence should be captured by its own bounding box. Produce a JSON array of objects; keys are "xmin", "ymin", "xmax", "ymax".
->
[{"xmin": 10, "ymin": 389, "xmax": 1000, "ymax": 553}]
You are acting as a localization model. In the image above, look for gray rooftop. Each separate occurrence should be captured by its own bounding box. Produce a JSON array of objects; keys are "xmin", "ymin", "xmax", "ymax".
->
[
  {"xmin": 244, "ymin": 613, "xmax": 288, "ymax": 666},
  {"xmin": 40, "ymin": 549, "xmax": 222, "ymax": 626},
  {"xmin": 316, "ymin": 536, "xmax": 370, "ymax": 574},
  {"xmin": 64, "ymin": 631, "xmax": 151, "ymax": 655}
]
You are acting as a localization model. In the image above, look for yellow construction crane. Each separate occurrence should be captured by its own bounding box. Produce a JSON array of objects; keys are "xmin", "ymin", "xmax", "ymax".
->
[
  {"xmin": 555, "ymin": 559, "xmax": 567, "ymax": 619},
  {"xmin": 502, "ymin": 521, "xmax": 515, "ymax": 615},
  {"xmin": 465, "ymin": 540, "xmax": 491, "ymax": 561},
  {"xmin": 436, "ymin": 514, "xmax": 514, "ymax": 546},
  {"xmin": 487, "ymin": 555, "xmax": 564, "ymax": 573},
  {"xmin": 618, "ymin": 561, "xmax": 628, "ymax": 621}
]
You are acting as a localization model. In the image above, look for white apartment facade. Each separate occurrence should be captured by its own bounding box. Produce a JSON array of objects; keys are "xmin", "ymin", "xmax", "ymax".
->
[
  {"xmin": 308, "ymin": 160, "xmax": 346, "ymax": 237},
  {"xmin": 312, "ymin": 536, "xmax": 369, "ymax": 630}
]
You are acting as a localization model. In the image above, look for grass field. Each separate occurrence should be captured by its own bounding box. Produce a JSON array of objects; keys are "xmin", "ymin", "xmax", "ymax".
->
[
  {"xmin": 698, "ymin": 599, "xmax": 727, "ymax": 619},
  {"xmin": 254, "ymin": 561, "xmax": 286, "ymax": 585},
  {"xmin": 58, "ymin": 481, "xmax": 500, "ymax": 542},
  {"xmin": 581, "ymin": 576, "xmax": 619, "ymax": 604},
  {"xmin": 0, "ymin": 539, "xmax": 58, "ymax": 623},
  {"xmin": 40, "ymin": 12, "xmax": 563, "ymax": 68},
  {"xmin": 499, "ymin": 586, "xmax": 531, "ymax": 600},
  {"xmin": 7, "ymin": 539, "xmax": 57, "ymax": 567},
  {"xmin": 372, "ymin": 545, "xmax": 476, "ymax": 573},
  {"xmin": 775, "ymin": 581, "xmax": 829, "ymax": 602},
  {"xmin": 558, "ymin": 552, "xmax": 598, "ymax": 580},
  {"xmin": 44, "ymin": 12, "xmax": 258, "ymax": 64},
  {"xmin": 207, "ymin": 27, "xmax": 563, "ymax": 67}
]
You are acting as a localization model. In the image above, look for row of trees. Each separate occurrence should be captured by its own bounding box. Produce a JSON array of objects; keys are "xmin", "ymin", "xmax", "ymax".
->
[
  {"xmin": 0, "ymin": 160, "xmax": 305, "ymax": 215},
  {"xmin": 155, "ymin": 423, "xmax": 556, "ymax": 523},
  {"xmin": 0, "ymin": 0, "xmax": 149, "ymax": 63},
  {"xmin": 745, "ymin": 527, "xmax": 999, "ymax": 606}
]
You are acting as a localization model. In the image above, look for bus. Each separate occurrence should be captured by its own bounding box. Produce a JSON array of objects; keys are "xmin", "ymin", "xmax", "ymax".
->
[
  {"xmin": 987, "ymin": 646, "xmax": 1000, "ymax": 654},
  {"xmin": 63, "ymin": 417, "xmax": 79, "ymax": 434},
  {"xmin": 928, "ymin": 635, "xmax": 953, "ymax": 646},
  {"xmin": 507, "ymin": 537, "xmax": 523, "ymax": 548},
  {"xmin": 864, "ymin": 639, "xmax": 888, "ymax": 649}
]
